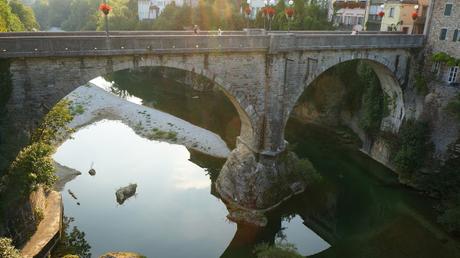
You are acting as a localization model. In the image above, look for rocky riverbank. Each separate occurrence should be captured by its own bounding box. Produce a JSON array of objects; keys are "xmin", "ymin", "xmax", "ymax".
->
[{"xmin": 65, "ymin": 84, "xmax": 231, "ymax": 158}]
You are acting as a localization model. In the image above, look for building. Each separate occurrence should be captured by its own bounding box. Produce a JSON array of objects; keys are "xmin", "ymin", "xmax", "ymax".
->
[
  {"xmin": 330, "ymin": 0, "xmax": 366, "ymax": 30},
  {"xmin": 138, "ymin": 0, "xmax": 198, "ymax": 20},
  {"xmin": 364, "ymin": 0, "xmax": 385, "ymax": 31},
  {"xmin": 244, "ymin": 0, "xmax": 329, "ymax": 20},
  {"xmin": 379, "ymin": 0, "xmax": 428, "ymax": 34},
  {"xmin": 426, "ymin": 0, "xmax": 459, "ymax": 85}
]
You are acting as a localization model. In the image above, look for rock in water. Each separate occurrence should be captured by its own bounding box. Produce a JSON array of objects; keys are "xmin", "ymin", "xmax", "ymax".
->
[
  {"xmin": 116, "ymin": 184, "xmax": 137, "ymax": 205},
  {"xmin": 88, "ymin": 168, "xmax": 96, "ymax": 176}
]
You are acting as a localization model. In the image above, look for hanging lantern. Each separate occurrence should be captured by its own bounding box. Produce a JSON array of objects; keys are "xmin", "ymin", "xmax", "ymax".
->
[
  {"xmin": 378, "ymin": 11, "xmax": 385, "ymax": 17},
  {"xmin": 244, "ymin": 6, "xmax": 252, "ymax": 16},
  {"xmin": 267, "ymin": 6, "xmax": 276, "ymax": 17},
  {"xmin": 99, "ymin": 3, "xmax": 112, "ymax": 15},
  {"xmin": 285, "ymin": 7, "xmax": 294, "ymax": 18},
  {"xmin": 411, "ymin": 11, "xmax": 418, "ymax": 20}
]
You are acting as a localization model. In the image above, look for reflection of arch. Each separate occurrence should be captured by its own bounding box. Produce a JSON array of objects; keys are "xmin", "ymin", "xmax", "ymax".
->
[
  {"xmin": 287, "ymin": 56, "xmax": 405, "ymax": 133},
  {"xmin": 71, "ymin": 61, "xmax": 254, "ymax": 150}
]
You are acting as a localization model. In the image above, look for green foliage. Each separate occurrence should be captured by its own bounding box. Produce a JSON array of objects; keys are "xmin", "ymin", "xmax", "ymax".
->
[
  {"xmin": 392, "ymin": 120, "xmax": 430, "ymax": 181},
  {"xmin": 9, "ymin": 142, "xmax": 56, "ymax": 194},
  {"xmin": 0, "ymin": 0, "xmax": 25, "ymax": 32},
  {"xmin": 34, "ymin": 207, "xmax": 44, "ymax": 224},
  {"xmin": 147, "ymin": 128, "xmax": 178, "ymax": 142},
  {"xmin": 0, "ymin": 237, "xmax": 22, "ymax": 258},
  {"xmin": 254, "ymin": 1, "xmax": 332, "ymax": 30},
  {"xmin": 31, "ymin": 99, "xmax": 74, "ymax": 145},
  {"xmin": 414, "ymin": 74, "xmax": 429, "ymax": 96},
  {"xmin": 254, "ymin": 242, "xmax": 303, "ymax": 258},
  {"xmin": 61, "ymin": 0, "xmax": 98, "ymax": 31},
  {"xmin": 438, "ymin": 204, "xmax": 460, "ymax": 234},
  {"xmin": 70, "ymin": 104, "xmax": 85, "ymax": 115},
  {"xmin": 446, "ymin": 93, "xmax": 460, "ymax": 121},
  {"xmin": 51, "ymin": 216, "xmax": 91, "ymax": 258},
  {"xmin": 432, "ymin": 52, "xmax": 460, "ymax": 67},
  {"xmin": 33, "ymin": 0, "xmax": 330, "ymax": 31},
  {"xmin": 294, "ymin": 156, "xmax": 322, "ymax": 185},
  {"xmin": 357, "ymin": 63, "xmax": 384, "ymax": 135},
  {"xmin": 9, "ymin": 0, "xmax": 39, "ymax": 31}
]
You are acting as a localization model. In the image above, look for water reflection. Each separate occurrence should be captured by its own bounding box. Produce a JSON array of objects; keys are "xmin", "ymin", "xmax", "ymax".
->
[
  {"xmin": 53, "ymin": 120, "xmax": 235, "ymax": 257},
  {"xmin": 54, "ymin": 120, "xmax": 328, "ymax": 257}
]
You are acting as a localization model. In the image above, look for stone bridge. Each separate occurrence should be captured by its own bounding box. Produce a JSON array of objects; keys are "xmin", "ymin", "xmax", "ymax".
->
[{"xmin": 0, "ymin": 31, "xmax": 424, "ymax": 219}]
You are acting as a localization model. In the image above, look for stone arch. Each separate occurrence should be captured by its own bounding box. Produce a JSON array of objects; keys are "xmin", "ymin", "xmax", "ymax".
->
[
  {"xmin": 68, "ymin": 56, "xmax": 255, "ymax": 150},
  {"xmin": 286, "ymin": 55, "xmax": 406, "ymax": 134}
]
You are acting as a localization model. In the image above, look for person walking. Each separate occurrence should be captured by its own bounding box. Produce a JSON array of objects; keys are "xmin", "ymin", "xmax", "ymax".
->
[
  {"xmin": 193, "ymin": 25, "xmax": 199, "ymax": 35},
  {"xmin": 218, "ymin": 27, "xmax": 222, "ymax": 36}
]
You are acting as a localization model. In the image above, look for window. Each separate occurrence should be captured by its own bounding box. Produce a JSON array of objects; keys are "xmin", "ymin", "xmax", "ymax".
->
[
  {"xmin": 454, "ymin": 29, "xmax": 459, "ymax": 42},
  {"xmin": 448, "ymin": 66, "xmax": 459, "ymax": 84},
  {"xmin": 389, "ymin": 7, "xmax": 395, "ymax": 17},
  {"xmin": 432, "ymin": 61, "xmax": 441, "ymax": 75},
  {"xmin": 444, "ymin": 4, "xmax": 453, "ymax": 16},
  {"xmin": 440, "ymin": 28, "xmax": 448, "ymax": 40}
]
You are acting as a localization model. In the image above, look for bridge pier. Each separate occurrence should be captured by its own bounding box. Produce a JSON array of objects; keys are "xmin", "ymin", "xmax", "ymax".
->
[{"xmin": 216, "ymin": 141, "xmax": 308, "ymax": 226}]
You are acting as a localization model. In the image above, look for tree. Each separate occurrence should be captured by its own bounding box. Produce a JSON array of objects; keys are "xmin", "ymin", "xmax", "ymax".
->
[
  {"xmin": 0, "ymin": 238, "xmax": 22, "ymax": 258},
  {"xmin": 0, "ymin": 0, "xmax": 25, "ymax": 32},
  {"xmin": 9, "ymin": 0, "xmax": 40, "ymax": 31}
]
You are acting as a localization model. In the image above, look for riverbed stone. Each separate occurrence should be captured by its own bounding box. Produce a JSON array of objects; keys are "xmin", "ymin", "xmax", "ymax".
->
[{"xmin": 116, "ymin": 183, "xmax": 137, "ymax": 205}]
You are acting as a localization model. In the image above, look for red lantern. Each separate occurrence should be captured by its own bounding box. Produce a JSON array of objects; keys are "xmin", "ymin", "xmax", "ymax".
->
[
  {"xmin": 411, "ymin": 11, "xmax": 418, "ymax": 20},
  {"xmin": 285, "ymin": 7, "xmax": 294, "ymax": 18},
  {"xmin": 267, "ymin": 7, "xmax": 275, "ymax": 17},
  {"xmin": 378, "ymin": 11, "xmax": 385, "ymax": 17},
  {"xmin": 99, "ymin": 3, "xmax": 112, "ymax": 15},
  {"xmin": 244, "ymin": 6, "xmax": 251, "ymax": 16}
]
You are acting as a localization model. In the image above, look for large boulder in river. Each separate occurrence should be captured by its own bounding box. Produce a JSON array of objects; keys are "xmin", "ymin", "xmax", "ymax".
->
[{"xmin": 116, "ymin": 184, "xmax": 137, "ymax": 205}]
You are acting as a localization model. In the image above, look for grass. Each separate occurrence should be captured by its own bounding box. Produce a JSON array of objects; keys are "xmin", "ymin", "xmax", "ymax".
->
[{"xmin": 147, "ymin": 128, "xmax": 178, "ymax": 142}]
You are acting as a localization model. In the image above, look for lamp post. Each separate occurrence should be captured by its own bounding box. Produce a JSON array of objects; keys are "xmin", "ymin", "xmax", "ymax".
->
[
  {"xmin": 411, "ymin": 4, "xmax": 419, "ymax": 34},
  {"xmin": 263, "ymin": 0, "xmax": 268, "ymax": 30},
  {"xmin": 267, "ymin": 0, "xmax": 275, "ymax": 31},
  {"xmin": 285, "ymin": 0, "xmax": 294, "ymax": 32},
  {"xmin": 244, "ymin": 0, "xmax": 252, "ymax": 29},
  {"xmin": 99, "ymin": 0, "xmax": 112, "ymax": 38}
]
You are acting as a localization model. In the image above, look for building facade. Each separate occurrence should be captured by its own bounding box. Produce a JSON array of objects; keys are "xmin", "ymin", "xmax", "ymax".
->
[
  {"xmin": 329, "ymin": 0, "xmax": 366, "ymax": 30},
  {"xmin": 379, "ymin": 0, "xmax": 428, "ymax": 34},
  {"xmin": 365, "ymin": 0, "xmax": 385, "ymax": 31},
  {"xmin": 138, "ymin": 0, "xmax": 198, "ymax": 20},
  {"xmin": 426, "ymin": 0, "xmax": 460, "ymax": 85}
]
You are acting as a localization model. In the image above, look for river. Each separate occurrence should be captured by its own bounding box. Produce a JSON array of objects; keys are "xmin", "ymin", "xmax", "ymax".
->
[{"xmin": 52, "ymin": 68, "xmax": 460, "ymax": 257}]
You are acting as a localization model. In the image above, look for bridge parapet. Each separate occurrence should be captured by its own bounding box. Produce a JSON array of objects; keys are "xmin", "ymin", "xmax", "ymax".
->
[
  {"xmin": 269, "ymin": 34, "xmax": 424, "ymax": 53},
  {"xmin": 0, "ymin": 35, "xmax": 269, "ymax": 58},
  {"xmin": 0, "ymin": 32, "xmax": 424, "ymax": 58}
]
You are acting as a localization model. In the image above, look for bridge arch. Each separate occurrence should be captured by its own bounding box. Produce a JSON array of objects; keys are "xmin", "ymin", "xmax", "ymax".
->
[
  {"xmin": 286, "ymin": 54, "xmax": 406, "ymax": 134},
  {"xmin": 37, "ymin": 56, "xmax": 255, "ymax": 152}
]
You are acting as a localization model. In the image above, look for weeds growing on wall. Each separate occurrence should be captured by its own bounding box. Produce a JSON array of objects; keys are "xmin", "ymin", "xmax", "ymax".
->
[
  {"xmin": 446, "ymin": 93, "xmax": 460, "ymax": 121},
  {"xmin": 392, "ymin": 120, "xmax": 431, "ymax": 182}
]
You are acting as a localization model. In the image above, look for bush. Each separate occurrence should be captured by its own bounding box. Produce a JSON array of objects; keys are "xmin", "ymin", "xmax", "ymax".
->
[
  {"xmin": 392, "ymin": 120, "xmax": 430, "ymax": 181},
  {"xmin": 9, "ymin": 142, "xmax": 56, "ymax": 195},
  {"xmin": 438, "ymin": 202, "xmax": 460, "ymax": 235},
  {"xmin": 34, "ymin": 207, "xmax": 44, "ymax": 224},
  {"xmin": 254, "ymin": 242, "xmax": 303, "ymax": 258},
  {"xmin": 31, "ymin": 99, "xmax": 74, "ymax": 145},
  {"xmin": 0, "ymin": 237, "xmax": 22, "ymax": 258},
  {"xmin": 446, "ymin": 94, "xmax": 460, "ymax": 121}
]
